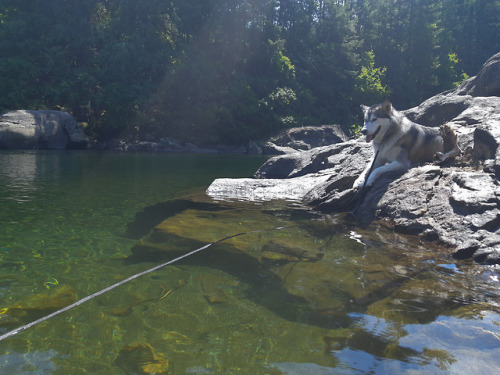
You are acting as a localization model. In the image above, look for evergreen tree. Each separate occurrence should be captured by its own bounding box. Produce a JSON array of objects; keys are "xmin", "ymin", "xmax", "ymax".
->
[{"xmin": 0, "ymin": 0, "xmax": 498, "ymax": 144}]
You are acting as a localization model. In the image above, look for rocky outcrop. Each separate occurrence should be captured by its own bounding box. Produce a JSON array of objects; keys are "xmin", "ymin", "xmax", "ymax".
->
[
  {"xmin": 207, "ymin": 141, "xmax": 372, "ymax": 202},
  {"xmin": 454, "ymin": 52, "xmax": 500, "ymax": 97},
  {"xmin": 0, "ymin": 110, "xmax": 87, "ymax": 149},
  {"xmin": 262, "ymin": 124, "xmax": 348, "ymax": 154},
  {"xmin": 309, "ymin": 165, "xmax": 500, "ymax": 264},
  {"xmin": 403, "ymin": 52, "xmax": 500, "ymax": 128},
  {"xmin": 207, "ymin": 52, "xmax": 500, "ymax": 265}
]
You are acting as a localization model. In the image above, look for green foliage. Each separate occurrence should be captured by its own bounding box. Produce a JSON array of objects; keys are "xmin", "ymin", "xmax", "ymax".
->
[
  {"xmin": 435, "ymin": 53, "xmax": 470, "ymax": 91},
  {"xmin": 268, "ymin": 87, "xmax": 297, "ymax": 110},
  {"xmin": 349, "ymin": 123, "xmax": 364, "ymax": 139},
  {"xmin": 0, "ymin": 0, "xmax": 498, "ymax": 144},
  {"xmin": 355, "ymin": 51, "xmax": 391, "ymax": 105}
]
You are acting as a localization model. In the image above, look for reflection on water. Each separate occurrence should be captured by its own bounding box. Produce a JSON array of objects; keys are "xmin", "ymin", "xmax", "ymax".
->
[
  {"xmin": 0, "ymin": 349, "xmax": 62, "ymax": 373},
  {"xmin": 1, "ymin": 152, "xmax": 39, "ymax": 204},
  {"xmin": 0, "ymin": 151, "xmax": 499, "ymax": 374}
]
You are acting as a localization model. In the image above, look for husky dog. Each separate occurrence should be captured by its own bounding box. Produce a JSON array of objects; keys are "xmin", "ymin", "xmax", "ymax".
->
[{"xmin": 353, "ymin": 100, "xmax": 460, "ymax": 188}]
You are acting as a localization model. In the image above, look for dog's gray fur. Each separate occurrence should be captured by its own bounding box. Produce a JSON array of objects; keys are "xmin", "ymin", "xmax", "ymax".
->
[{"xmin": 353, "ymin": 100, "xmax": 460, "ymax": 187}]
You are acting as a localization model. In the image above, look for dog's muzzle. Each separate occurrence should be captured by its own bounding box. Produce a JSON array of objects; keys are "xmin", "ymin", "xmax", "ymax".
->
[{"xmin": 363, "ymin": 125, "xmax": 381, "ymax": 143}]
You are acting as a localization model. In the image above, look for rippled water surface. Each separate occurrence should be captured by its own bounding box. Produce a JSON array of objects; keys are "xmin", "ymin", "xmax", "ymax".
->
[{"xmin": 0, "ymin": 150, "xmax": 499, "ymax": 374}]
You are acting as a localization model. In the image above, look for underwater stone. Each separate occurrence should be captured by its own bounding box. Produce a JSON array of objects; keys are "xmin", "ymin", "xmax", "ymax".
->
[
  {"xmin": 113, "ymin": 342, "xmax": 170, "ymax": 374},
  {"xmin": 5, "ymin": 285, "xmax": 76, "ymax": 317}
]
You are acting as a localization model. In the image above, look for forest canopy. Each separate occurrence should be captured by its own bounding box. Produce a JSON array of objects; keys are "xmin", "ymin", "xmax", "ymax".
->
[{"xmin": 1, "ymin": 0, "xmax": 499, "ymax": 145}]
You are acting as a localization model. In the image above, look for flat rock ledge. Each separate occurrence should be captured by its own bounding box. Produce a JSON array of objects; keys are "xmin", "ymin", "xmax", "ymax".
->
[
  {"xmin": 207, "ymin": 53, "xmax": 500, "ymax": 265},
  {"xmin": 206, "ymin": 173, "xmax": 333, "ymax": 202}
]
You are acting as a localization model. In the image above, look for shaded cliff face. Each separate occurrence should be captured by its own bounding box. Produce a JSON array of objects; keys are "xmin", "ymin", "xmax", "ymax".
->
[
  {"xmin": 207, "ymin": 52, "xmax": 500, "ymax": 264},
  {"xmin": 0, "ymin": 110, "xmax": 87, "ymax": 149}
]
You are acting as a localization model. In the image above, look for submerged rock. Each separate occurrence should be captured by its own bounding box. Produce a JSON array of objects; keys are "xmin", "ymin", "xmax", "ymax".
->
[
  {"xmin": 206, "ymin": 52, "xmax": 500, "ymax": 265},
  {"xmin": 261, "ymin": 239, "xmax": 324, "ymax": 264},
  {"xmin": 126, "ymin": 198, "xmax": 354, "ymax": 321},
  {"xmin": 4, "ymin": 285, "xmax": 77, "ymax": 319},
  {"xmin": 126, "ymin": 194, "xmax": 500, "ymax": 338},
  {"xmin": 113, "ymin": 342, "xmax": 170, "ymax": 374},
  {"xmin": 201, "ymin": 274, "xmax": 234, "ymax": 304}
]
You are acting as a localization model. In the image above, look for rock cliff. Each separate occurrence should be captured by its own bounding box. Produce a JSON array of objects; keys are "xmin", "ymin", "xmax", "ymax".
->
[{"xmin": 207, "ymin": 52, "xmax": 500, "ymax": 264}]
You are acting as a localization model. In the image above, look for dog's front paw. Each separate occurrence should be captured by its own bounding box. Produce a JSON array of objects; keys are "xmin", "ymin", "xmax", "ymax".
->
[
  {"xmin": 353, "ymin": 176, "xmax": 366, "ymax": 189},
  {"xmin": 365, "ymin": 174, "xmax": 377, "ymax": 187},
  {"xmin": 433, "ymin": 151, "xmax": 445, "ymax": 164}
]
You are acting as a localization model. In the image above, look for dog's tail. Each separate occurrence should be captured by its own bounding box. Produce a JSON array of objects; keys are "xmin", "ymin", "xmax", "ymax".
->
[{"xmin": 434, "ymin": 123, "xmax": 461, "ymax": 164}]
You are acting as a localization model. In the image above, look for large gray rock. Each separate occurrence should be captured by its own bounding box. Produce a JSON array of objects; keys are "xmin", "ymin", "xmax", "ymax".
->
[
  {"xmin": 255, "ymin": 141, "xmax": 371, "ymax": 179},
  {"xmin": 403, "ymin": 52, "xmax": 500, "ymax": 155},
  {"xmin": 206, "ymin": 172, "xmax": 335, "ymax": 202},
  {"xmin": 0, "ymin": 110, "xmax": 87, "ymax": 149},
  {"xmin": 262, "ymin": 125, "xmax": 348, "ymax": 154},
  {"xmin": 348, "ymin": 166, "xmax": 500, "ymax": 264},
  {"xmin": 207, "ymin": 52, "xmax": 500, "ymax": 264},
  {"xmin": 404, "ymin": 94, "xmax": 473, "ymax": 127},
  {"xmin": 208, "ymin": 141, "xmax": 371, "ymax": 201},
  {"xmin": 454, "ymin": 52, "xmax": 500, "ymax": 97}
]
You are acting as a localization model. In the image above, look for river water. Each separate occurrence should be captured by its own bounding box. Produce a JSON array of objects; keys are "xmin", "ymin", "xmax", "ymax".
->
[{"xmin": 0, "ymin": 150, "xmax": 499, "ymax": 374}]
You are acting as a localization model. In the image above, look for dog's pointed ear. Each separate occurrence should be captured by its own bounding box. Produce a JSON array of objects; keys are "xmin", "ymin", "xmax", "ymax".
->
[
  {"xmin": 381, "ymin": 99, "xmax": 392, "ymax": 113},
  {"xmin": 360, "ymin": 104, "xmax": 369, "ymax": 113}
]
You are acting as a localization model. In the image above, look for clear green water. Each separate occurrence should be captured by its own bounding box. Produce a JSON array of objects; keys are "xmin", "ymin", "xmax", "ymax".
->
[{"xmin": 0, "ymin": 150, "xmax": 499, "ymax": 375}]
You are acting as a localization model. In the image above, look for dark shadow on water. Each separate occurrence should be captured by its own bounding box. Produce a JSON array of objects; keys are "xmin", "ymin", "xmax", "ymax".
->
[
  {"xmin": 125, "ymin": 238, "xmax": 353, "ymax": 330},
  {"xmin": 127, "ymin": 242, "xmax": 435, "ymax": 365},
  {"xmin": 125, "ymin": 199, "xmax": 233, "ymax": 239},
  {"xmin": 120, "ymin": 196, "xmax": 471, "ymax": 367}
]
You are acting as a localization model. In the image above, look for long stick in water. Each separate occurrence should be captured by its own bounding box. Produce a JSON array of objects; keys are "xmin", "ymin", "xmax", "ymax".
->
[{"xmin": 0, "ymin": 226, "xmax": 293, "ymax": 342}]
